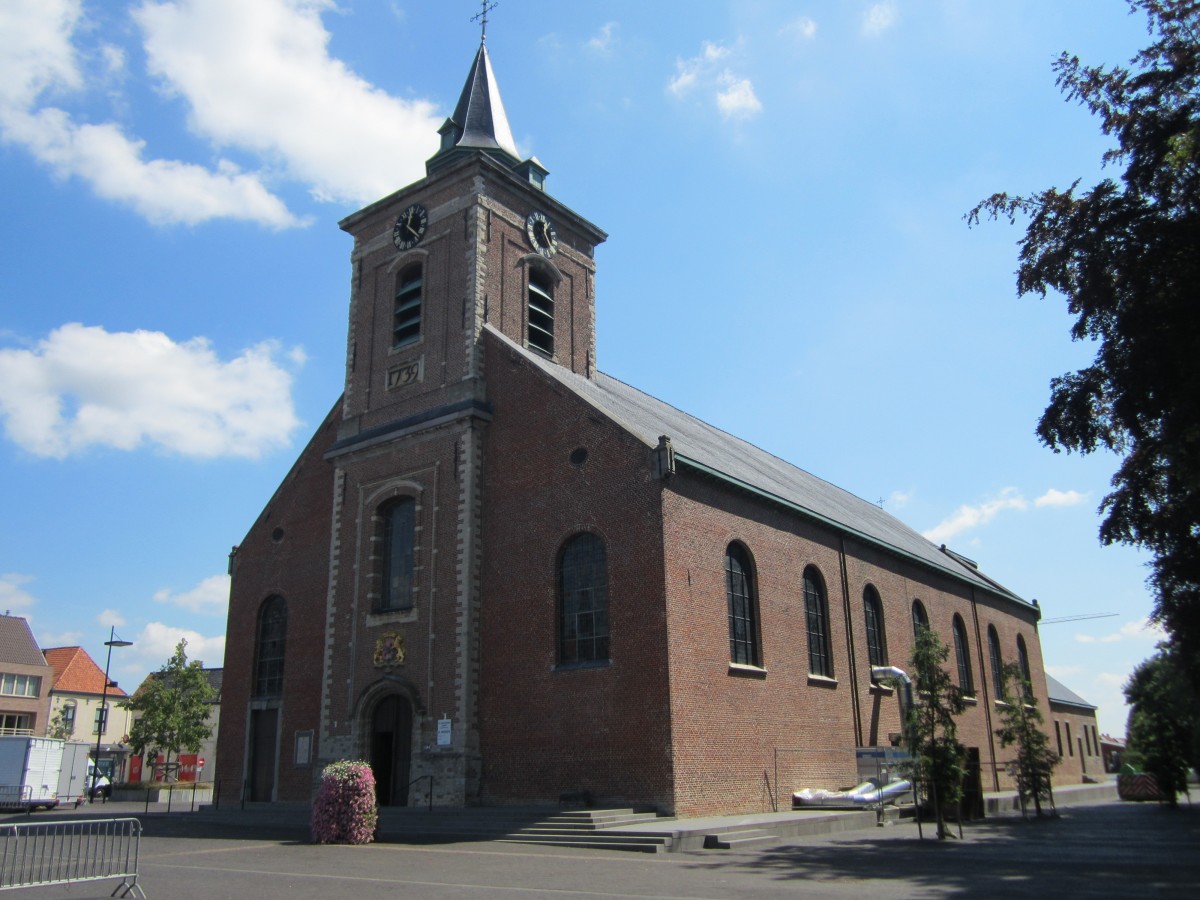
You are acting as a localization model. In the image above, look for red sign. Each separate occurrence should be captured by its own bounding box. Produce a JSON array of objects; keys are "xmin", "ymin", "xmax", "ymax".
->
[{"xmin": 198, "ymin": 757, "xmax": 205, "ymax": 768}]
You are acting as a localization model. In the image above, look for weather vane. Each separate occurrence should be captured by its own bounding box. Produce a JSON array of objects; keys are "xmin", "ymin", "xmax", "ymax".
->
[{"xmin": 472, "ymin": 0, "xmax": 498, "ymax": 42}]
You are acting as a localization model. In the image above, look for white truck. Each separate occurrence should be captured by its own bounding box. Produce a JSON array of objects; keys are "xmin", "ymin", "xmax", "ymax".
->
[
  {"xmin": 57, "ymin": 740, "xmax": 93, "ymax": 807},
  {"xmin": 0, "ymin": 735, "xmax": 65, "ymax": 811}
]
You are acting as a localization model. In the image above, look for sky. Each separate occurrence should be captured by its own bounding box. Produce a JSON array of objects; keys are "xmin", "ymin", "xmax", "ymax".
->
[{"xmin": 0, "ymin": 0, "xmax": 1167, "ymax": 739}]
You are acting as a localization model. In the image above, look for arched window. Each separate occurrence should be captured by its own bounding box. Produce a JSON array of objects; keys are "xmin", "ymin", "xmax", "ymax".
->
[
  {"xmin": 988, "ymin": 625, "xmax": 1004, "ymax": 700},
  {"xmin": 725, "ymin": 543, "xmax": 760, "ymax": 666},
  {"xmin": 527, "ymin": 268, "xmax": 555, "ymax": 356},
  {"xmin": 1017, "ymin": 635, "xmax": 1033, "ymax": 699},
  {"xmin": 952, "ymin": 614, "xmax": 973, "ymax": 695},
  {"xmin": 559, "ymin": 533, "xmax": 609, "ymax": 664},
  {"xmin": 804, "ymin": 566, "xmax": 832, "ymax": 678},
  {"xmin": 863, "ymin": 585, "xmax": 887, "ymax": 671},
  {"xmin": 254, "ymin": 595, "xmax": 287, "ymax": 698},
  {"xmin": 393, "ymin": 264, "xmax": 423, "ymax": 347},
  {"xmin": 911, "ymin": 599, "xmax": 929, "ymax": 638},
  {"xmin": 380, "ymin": 498, "xmax": 416, "ymax": 611}
]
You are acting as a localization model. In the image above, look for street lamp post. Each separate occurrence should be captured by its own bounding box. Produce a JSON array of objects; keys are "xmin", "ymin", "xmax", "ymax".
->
[{"xmin": 92, "ymin": 626, "xmax": 132, "ymax": 803}]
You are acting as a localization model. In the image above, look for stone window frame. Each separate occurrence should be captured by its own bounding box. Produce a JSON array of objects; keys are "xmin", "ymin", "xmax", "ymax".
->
[
  {"xmin": 863, "ymin": 584, "xmax": 888, "ymax": 671},
  {"xmin": 393, "ymin": 262, "xmax": 424, "ymax": 348},
  {"xmin": 253, "ymin": 595, "xmax": 287, "ymax": 699},
  {"xmin": 952, "ymin": 613, "xmax": 975, "ymax": 697},
  {"xmin": 724, "ymin": 542, "xmax": 762, "ymax": 668},
  {"xmin": 804, "ymin": 566, "xmax": 833, "ymax": 679},
  {"xmin": 557, "ymin": 532, "xmax": 610, "ymax": 667},
  {"xmin": 988, "ymin": 625, "xmax": 1005, "ymax": 700}
]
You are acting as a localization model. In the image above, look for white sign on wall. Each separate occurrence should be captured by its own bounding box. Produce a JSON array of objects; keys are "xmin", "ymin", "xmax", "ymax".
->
[{"xmin": 437, "ymin": 717, "xmax": 452, "ymax": 747}]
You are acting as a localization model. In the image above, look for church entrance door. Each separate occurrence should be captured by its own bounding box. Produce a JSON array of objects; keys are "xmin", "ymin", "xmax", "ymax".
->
[
  {"xmin": 370, "ymin": 695, "xmax": 412, "ymax": 806},
  {"xmin": 248, "ymin": 707, "xmax": 278, "ymax": 801}
]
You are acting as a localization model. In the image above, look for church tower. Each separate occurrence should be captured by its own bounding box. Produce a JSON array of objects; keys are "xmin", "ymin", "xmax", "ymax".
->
[{"xmin": 318, "ymin": 39, "xmax": 606, "ymax": 805}]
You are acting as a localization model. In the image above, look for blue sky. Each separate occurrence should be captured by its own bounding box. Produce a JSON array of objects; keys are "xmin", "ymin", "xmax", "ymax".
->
[{"xmin": 0, "ymin": 0, "xmax": 1163, "ymax": 738}]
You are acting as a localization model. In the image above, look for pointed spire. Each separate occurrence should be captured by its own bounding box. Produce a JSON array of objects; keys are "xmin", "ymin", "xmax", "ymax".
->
[{"xmin": 428, "ymin": 43, "xmax": 520, "ymax": 172}]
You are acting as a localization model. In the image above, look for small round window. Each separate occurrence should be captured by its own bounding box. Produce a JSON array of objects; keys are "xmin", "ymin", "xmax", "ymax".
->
[
  {"xmin": 569, "ymin": 447, "xmax": 589, "ymax": 467},
  {"xmin": 271, "ymin": 527, "xmax": 285, "ymax": 543}
]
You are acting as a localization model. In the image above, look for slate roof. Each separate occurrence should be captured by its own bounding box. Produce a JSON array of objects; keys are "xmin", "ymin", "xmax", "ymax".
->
[
  {"xmin": 42, "ymin": 646, "xmax": 128, "ymax": 698},
  {"xmin": 1046, "ymin": 674, "xmax": 1096, "ymax": 710},
  {"xmin": 0, "ymin": 615, "xmax": 51, "ymax": 668},
  {"xmin": 486, "ymin": 325, "xmax": 1035, "ymax": 612},
  {"xmin": 436, "ymin": 42, "xmax": 520, "ymax": 165}
]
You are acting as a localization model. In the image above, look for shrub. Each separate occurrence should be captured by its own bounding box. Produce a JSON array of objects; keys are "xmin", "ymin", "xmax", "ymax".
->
[{"xmin": 311, "ymin": 760, "xmax": 378, "ymax": 844}]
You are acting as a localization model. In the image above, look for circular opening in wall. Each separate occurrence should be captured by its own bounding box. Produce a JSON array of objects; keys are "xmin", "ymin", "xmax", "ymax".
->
[
  {"xmin": 271, "ymin": 527, "xmax": 285, "ymax": 543},
  {"xmin": 569, "ymin": 447, "xmax": 589, "ymax": 467}
]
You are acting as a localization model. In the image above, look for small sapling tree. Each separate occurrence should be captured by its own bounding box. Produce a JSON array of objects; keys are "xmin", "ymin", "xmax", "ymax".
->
[
  {"xmin": 994, "ymin": 662, "xmax": 1059, "ymax": 817},
  {"xmin": 907, "ymin": 625, "xmax": 967, "ymax": 839}
]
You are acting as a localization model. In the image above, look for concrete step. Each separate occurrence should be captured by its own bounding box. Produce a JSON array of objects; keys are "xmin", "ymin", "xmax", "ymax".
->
[
  {"xmin": 499, "ymin": 833, "xmax": 672, "ymax": 853},
  {"xmin": 702, "ymin": 829, "xmax": 779, "ymax": 850}
]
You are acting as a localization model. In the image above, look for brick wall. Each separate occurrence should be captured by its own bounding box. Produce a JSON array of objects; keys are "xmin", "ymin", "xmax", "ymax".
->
[
  {"xmin": 217, "ymin": 402, "xmax": 339, "ymax": 803},
  {"xmin": 477, "ymin": 330, "xmax": 674, "ymax": 809}
]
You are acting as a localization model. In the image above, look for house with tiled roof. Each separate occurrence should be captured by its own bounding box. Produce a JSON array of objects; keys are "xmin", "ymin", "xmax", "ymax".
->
[
  {"xmin": 43, "ymin": 646, "xmax": 133, "ymax": 779},
  {"xmin": 126, "ymin": 665, "xmax": 222, "ymax": 784},
  {"xmin": 0, "ymin": 614, "xmax": 53, "ymax": 735}
]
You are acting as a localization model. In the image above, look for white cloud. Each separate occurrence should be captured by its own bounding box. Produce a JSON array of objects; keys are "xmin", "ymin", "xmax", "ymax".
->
[
  {"xmin": 0, "ymin": 0, "xmax": 444, "ymax": 226},
  {"xmin": 0, "ymin": 0, "xmax": 83, "ymax": 112},
  {"xmin": 887, "ymin": 489, "xmax": 914, "ymax": 509},
  {"xmin": 923, "ymin": 487, "xmax": 1027, "ymax": 544},
  {"xmin": 98, "ymin": 609, "xmax": 127, "ymax": 629},
  {"xmin": 0, "ymin": 573, "xmax": 37, "ymax": 613},
  {"xmin": 134, "ymin": 0, "xmax": 442, "ymax": 206},
  {"xmin": 923, "ymin": 485, "xmax": 1090, "ymax": 543},
  {"xmin": 4, "ymin": 108, "xmax": 302, "ymax": 227},
  {"xmin": 716, "ymin": 74, "xmax": 762, "ymax": 120},
  {"xmin": 862, "ymin": 2, "xmax": 898, "ymax": 37},
  {"xmin": 781, "ymin": 17, "xmax": 818, "ymax": 41},
  {"xmin": 135, "ymin": 621, "xmax": 225, "ymax": 670},
  {"xmin": 154, "ymin": 574, "xmax": 231, "ymax": 615},
  {"xmin": 1034, "ymin": 488, "xmax": 1087, "ymax": 508},
  {"xmin": 1075, "ymin": 618, "xmax": 1165, "ymax": 645},
  {"xmin": 667, "ymin": 40, "xmax": 761, "ymax": 121},
  {"xmin": 0, "ymin": 0, "xmax": 301, "ymax": 227},
  {"xmin": 588, "ymin": 22, "xmax": 618, "ymax": 54},
  {"xmin": 38, "ymin": 629, "xmax": 86, "ymax": 647},
  {"xmin": 0, "ymin": 323, "xmax": 302, "ymax": 459}
]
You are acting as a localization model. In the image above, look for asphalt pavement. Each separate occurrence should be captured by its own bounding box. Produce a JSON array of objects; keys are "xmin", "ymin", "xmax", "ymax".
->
[{"xmin": 3, "ymin": 796, "xmax": 1198, "ymax": 898}]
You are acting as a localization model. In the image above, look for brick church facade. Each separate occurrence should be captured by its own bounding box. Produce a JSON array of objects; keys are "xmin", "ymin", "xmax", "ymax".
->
[{"xmin": 217, "ymin": 41, "xmax": 1054, "ymax": 817}]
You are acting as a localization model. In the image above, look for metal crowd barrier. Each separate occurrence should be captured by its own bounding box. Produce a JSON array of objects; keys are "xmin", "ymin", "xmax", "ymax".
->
[{"xmin": 0, "ymin": 817, "xmax": 146, "ymax": 897}]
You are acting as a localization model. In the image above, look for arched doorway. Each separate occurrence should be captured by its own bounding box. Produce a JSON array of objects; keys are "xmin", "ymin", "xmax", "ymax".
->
[{"xmin": 370, "ymin": 695, "xmax": 413, "ymax": 806}]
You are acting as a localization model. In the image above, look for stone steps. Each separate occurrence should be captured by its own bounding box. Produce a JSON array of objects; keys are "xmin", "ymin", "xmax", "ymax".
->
[
  {"xmin": 499, "ymin": 807, "xmax": 674, "ymax": 853},
  {"xmin": 702, "ymin": 828, "xmax": 779, "ymax": 850}
]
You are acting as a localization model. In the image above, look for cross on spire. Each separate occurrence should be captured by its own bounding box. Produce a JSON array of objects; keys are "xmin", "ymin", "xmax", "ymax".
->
[{"xmin": 472, "ymin": 0, "xmax": 498, "ymax": 42}]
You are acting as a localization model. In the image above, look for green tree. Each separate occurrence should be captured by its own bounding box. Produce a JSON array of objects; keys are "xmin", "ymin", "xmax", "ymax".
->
[
  {"xmin": 1124, "ymin": 646, "xmax": 1200, "ymax": 806},
  {"xmin": 906, "ymin": 626, "xmax": 968, "ymax": 839},
  {"xmin": 122, "ymin": 639, "xmax": 216, "ymax": 782},
  {"xmin": 968, "ymin": 1, "xmax": 1200, "ymax": 671},
  {"xmin": 994, "ymin": 662, "xmax": 1060, "ymax": 817},
  {"xmin": 46, "ymin": 706, "xmax": 74, "ymax": 741}
]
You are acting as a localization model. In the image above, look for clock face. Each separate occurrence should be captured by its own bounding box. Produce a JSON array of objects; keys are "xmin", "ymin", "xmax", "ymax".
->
[
  {"xmin": 525, "ymin": 211, "xmax": 558, "ymax": 258},
  {"xmin": 392, "ymin": 203, "xmax": 428, "ymax": 250}
]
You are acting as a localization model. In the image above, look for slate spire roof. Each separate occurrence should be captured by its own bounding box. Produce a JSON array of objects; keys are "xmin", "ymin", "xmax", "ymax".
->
[{"xmin": 428, "ymin": 42, "xmax": 520, "ymax": 172}]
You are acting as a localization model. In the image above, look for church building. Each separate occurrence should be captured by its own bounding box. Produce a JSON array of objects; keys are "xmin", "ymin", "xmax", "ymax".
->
[{"xmin": 216, "ymin": 38, "xmax": 1052, "ymax": 818}]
